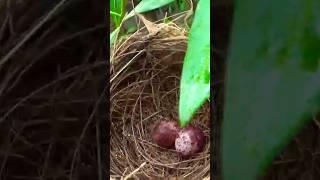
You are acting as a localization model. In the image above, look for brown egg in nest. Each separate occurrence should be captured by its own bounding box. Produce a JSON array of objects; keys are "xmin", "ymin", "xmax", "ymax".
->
[
  {"xmin": 175, "ymin": 126, "xmax": 206, "ymax": 158},
  {"xmin": 152, "ymin": 120, "xmax": 180, "ymax": 149}
]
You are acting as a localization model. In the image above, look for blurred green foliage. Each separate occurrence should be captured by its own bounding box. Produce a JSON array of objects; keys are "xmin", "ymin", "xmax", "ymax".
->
[{"xmin": 223, "ymin": 0, "xmax": 320, "ymax": 179}]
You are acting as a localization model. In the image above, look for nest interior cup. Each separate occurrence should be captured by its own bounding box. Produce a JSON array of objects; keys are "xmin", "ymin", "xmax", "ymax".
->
[{"xmin": 110, "ymin": 21, "xmax": 210, "ymax": 179}]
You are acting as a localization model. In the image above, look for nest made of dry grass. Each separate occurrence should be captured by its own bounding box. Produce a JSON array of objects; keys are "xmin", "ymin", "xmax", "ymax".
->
[{"xmin": 110, "ymin": 14, "xmax": 210, "ymax": 179}]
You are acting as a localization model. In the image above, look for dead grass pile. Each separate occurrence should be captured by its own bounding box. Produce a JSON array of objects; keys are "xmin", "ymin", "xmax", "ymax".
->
[
  {"xmin": 0, "ymin": 1, "xmax": 106, "ymax": 179},
  {"xmin": 110, "ymin": 15, "xmax": 210, "ymax": 179}
]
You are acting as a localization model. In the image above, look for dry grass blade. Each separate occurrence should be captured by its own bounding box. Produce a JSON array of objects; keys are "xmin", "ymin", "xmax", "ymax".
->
[
  {"xmin": 0, "ymin": 0, "xmax": 68, "ymax": 69},
  {"xmin": 123, "ymin": 162, "xmax": 147, "ymax": 180}
]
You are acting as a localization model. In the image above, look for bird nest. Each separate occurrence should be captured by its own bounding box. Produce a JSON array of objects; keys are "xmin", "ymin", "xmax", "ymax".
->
[{"xmin": 110, "ymin": 17, "xmax": 210, "ymax": 179}]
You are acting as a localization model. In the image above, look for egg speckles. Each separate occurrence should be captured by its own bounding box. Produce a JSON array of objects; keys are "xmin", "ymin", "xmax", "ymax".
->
[{"xmin": 175, "ymin": 126, "xmax": 205, "ymax": 157}]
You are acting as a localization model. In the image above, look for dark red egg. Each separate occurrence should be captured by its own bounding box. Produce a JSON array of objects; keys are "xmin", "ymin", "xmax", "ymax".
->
[
  {"xmin": 152, "ymin": 120, "xmax": 180, "ymax": 149},
  {"xmin": 175, "ymin": 126, "xmax": 205, "ymax": 157}
]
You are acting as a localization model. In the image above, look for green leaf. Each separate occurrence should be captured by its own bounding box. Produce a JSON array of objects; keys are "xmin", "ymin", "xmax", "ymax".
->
[
  {"xmin": 110, "ymin": 0, "xmax": 127, "ymax": 27},
  {"xmin": 110, "ymin": 11, "xmax": 122, "ymax": 17},
  {"xmin": 110, "ymin": 27, "xmax": 120, "ymax": 47},
  {"xmin": 124, "ymin": 0, "xmax": 175, "ymax": 20},
  {"xmin": 178, "ymin": 0, "xmax": 210, "ymax": 127},
  {"xmin": 223, "ymin": 0, "xmax": 320, "ymax": 179}
]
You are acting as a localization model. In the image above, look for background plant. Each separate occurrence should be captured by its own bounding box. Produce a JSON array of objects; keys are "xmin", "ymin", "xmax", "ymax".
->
[{"xmin": 110, "ymin": 0, "xmax": 175, "ymax": 46}]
